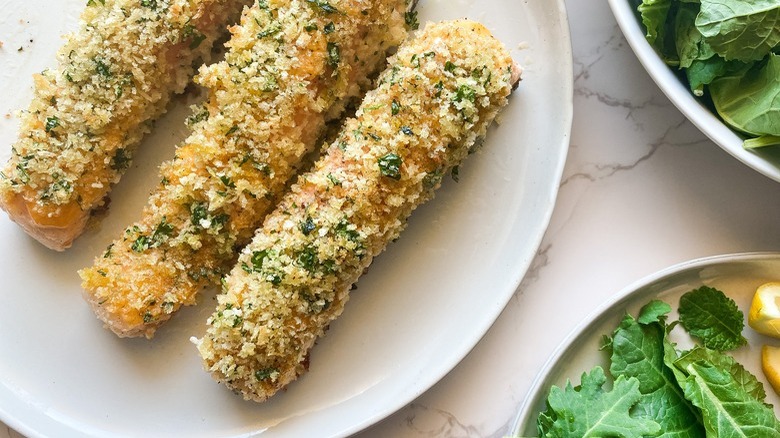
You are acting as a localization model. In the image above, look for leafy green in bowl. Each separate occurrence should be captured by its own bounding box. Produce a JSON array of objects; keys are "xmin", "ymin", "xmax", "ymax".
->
[{"xmin": 635, "ymin": 0, "xmax": 780, "ymax": 149}]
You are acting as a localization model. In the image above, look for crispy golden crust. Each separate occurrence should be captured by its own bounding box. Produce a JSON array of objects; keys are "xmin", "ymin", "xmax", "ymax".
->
[
  {"xmin": 194, "ymin": 19, "xmax": 519, "ymax": 402},
  {"xmin": 80, "ymin": 0, "xmax": 410, "ymax": 338},
  {"xmin": 0, "ymin": 0, "xmax": 250, "ymax": 250}
]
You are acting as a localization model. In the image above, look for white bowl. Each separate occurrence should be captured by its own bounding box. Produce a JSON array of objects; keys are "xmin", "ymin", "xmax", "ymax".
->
[{"xmin": 607, "ymin": 0, "xmax": 780, "ymax": 182}]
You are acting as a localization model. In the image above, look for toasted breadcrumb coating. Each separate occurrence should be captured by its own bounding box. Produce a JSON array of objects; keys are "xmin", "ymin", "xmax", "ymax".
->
[
  {"xmin": 194, "ymin": 19, "xmax": 520, "ymax": 402},
  {"xmin": 0, "ymin": 0, "xmax": 251, "ymax": 250},
  {"xmin": 80, "ymin": 0, "xmax": 410, "ymax": 338}
]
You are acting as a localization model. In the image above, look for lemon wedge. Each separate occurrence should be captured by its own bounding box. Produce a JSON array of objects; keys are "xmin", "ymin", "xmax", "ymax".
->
[
  {"xmin": 748, "ymin": 282, "xmax": 780, "ymax": 338},
  {"xmin": 762, "ymin": 345, "xmax": 780, "ymax": 395}
]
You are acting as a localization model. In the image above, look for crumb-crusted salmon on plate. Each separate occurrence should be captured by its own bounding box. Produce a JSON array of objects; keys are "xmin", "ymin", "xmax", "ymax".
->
[
  {"xmin": 0, "ymin": 0, "xmax": 252, "ymax": 250},
  {"xmin": 194, "ymin": 18, "xmax": 521, "ymax": 402},
  {"xmin": 80, "ymin": 0, "xmax": 412, "ymax": 338}
]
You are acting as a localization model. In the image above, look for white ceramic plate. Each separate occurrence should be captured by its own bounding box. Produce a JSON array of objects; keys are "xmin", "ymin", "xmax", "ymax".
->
[
  {"xmin": 607, "ymin": 0, "xmax": 780, "ymax": 183},
  {"xmin": 0, "ymin": 1, "xmax": 572, "ymax": 437},
  {"xmin": 511, "ymin": 252, "xmax": 780, "ymax": 436}
]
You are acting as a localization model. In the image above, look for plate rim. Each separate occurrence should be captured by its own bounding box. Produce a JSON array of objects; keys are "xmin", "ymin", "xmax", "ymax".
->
[
  {"xmin": 606, "ymin": 0, "xmax": 780, "ymax": 183},
  {"xmin": 327, "ymin": 0, "xmax": 574, "ymax": 434},
  {"xmin": 510, "ymin": 251, "xmax": 780, "ymax": 435},
  {"xmin": 0, "ymin": 0, "xmax": 574, "ymax": 436}
]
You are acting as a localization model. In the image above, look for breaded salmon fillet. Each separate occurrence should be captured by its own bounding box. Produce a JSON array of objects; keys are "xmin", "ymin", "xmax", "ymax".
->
[
  {"xmin": 0, "ymin": 0, "xmax": 251, "ymax": 250},
  {"xmin": 194, "ymin": 19, "xmax": 521, "ymax": 401},
  {"xmin": 80, "ymin": 0, "xmax": 412, "ymax": 338}
]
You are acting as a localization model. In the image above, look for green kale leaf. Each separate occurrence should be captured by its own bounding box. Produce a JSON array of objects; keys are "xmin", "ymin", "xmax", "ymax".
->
[
  {"xmin": 637, "ymin": 299, "xmax": 673, "ymax": 324},
  {"xmin": 696, "ymin": 0, "xmax": 780, "ymax": 63},
  {"xmin": 676, "ymin": 347, "xmax": 767, "ymax": 401},
  {"xmin": 673, "ymin": 347, "xmax": 780, "ymax": 437},
  {"xmin": 678, "ymin": 286, "xmax": 747, "ymax": 350},
  {"xmin": 710, "ymin": 54, "xmax": 780, "ymax": 137},
  {"xmin": 674, "ymin": 3, "xmax": 716, "ymax": 69},
  {"xmin": 609, "ymin": 301, "xmax": 705, "ymax": 437},
  {"xmin": 635, "ymin": 0, "xmax": 779, "ymax": 148},
  {"xmin": 537, "ymin": 366, "xmax": 661, "ymax": 437},
  {"xmin": 638, "ymin": 0, "xmax": 679, "ymax": 64},
  {"xmin": 685, "ymin": 56, "xmax": 747, "ymax": 96},
  {"xmin": 638, "ymin": 0, "xmax": 672, "ymax": 46}
]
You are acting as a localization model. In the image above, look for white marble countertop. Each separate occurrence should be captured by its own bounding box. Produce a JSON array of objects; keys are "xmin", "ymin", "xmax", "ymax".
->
[{"xmin": 4, "ymin": 0, "xmax": 780, "ymax": 437}]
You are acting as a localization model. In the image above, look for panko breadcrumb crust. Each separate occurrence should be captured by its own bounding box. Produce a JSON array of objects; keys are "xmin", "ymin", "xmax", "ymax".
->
[
  {"xmin": 194, "ymin": 19, "xmax": 520, "ymax": 402},
  {"xmin": 80, "ymin": 0, "xmax": 410, "ymax": 338},
  {"xmin": 0, "ymin": 0, "xmax": 250, "ymax": 250}
]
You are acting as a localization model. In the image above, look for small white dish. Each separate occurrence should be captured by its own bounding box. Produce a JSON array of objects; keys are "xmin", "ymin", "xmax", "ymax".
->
[{"xmin": 511, "ymin": 252, "xmax": 780, "ymax": 436}]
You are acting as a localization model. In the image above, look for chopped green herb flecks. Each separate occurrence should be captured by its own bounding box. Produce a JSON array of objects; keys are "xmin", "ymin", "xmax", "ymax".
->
[
  {"xmin": 296, "ymin": 245, "xmax": 318, "ymax": 272},
  {"xmin": 404, "ymin": 11, "xmax": 419, "ymax": 30},
  {"xmin": 266, "ymin": 273, "xmax": 283, "ymax": 285},
  {"xmin": 326, "ymin": 173, "xmax": 341, "ymax": 186},
  {"xmin": 103, "ymin": 243, "xmax": 114, "ymax": 258},
  {"xmin": 255, "ymin": 367, "xmax": 278, "ymax": 381},
  {"xmin": 335, "ymin": 218, "xmax": 360, "ymax": 242},
  {"xmin": 378, "ymin": 153, "xmax": 402, "ymax": 180},
  {"xmin": 453, "ymin": 84, "xmax": 476, "ymax": 103},
  {"xmin": 422, "ymin": 168, "xmax": 443, "ymax": 190},
  {"xmin": 140, "ymin": 0, "xmax": 158, "ymax": 10},
  {"xmin": 110, "ymin": 148, "xmax": 131, "ymax": 171},
  {"xmin": 114, "ymin": 72, "xmax": 134, "ymax": 98},
  {"xmin": 131, "ymin": 235, "xmax": 150, "ymax": 252},
  {"xmin": 186, "ymin": 108, "xmax": 209, "ymax": 126},
  {"xmin": 245, "ymin": 249, "xmax": 271, "ymax": 274},
  {"xmin": 190, "ymin": 202, "xmax": 230, "ymax": 231},
  {"xmin": 257, "ymin": 22, "xmax": 282, "ymax": 38},
  {"xmin": 39, "ymin": 178, "xmax": 73, "ymax": 201},
  {"xmin": 190, "ymin": 202, "xmax": 208, "ymax": 227},
  {"xmin": 327, "ymin": 42, "xmax": 340, "ymax": 67},
  {"xmin": 410, "ymin": 53, "xmax": 419, "ymax": 68},
  {"xmin": 391, "ymin": 99, "xmax": 401, "ymax": 115},
  {"xmin": 94, "ymin": 57, "xmax": 112, "ymax": 79},
  {"xmin": 131, "ymin": 218, "xmax": 174, "ymax": 252},
  {"xmin": 218, "ymin": 174, "xmax": 236, "ymax": 189},
  {"xmin": 434, "ymin": 80, "xmax": 444, "ymax": 97},
  {"xmin": 241, "ymin": 249, "xmax": 284, "ymax": 286},
  {"xmin": 306, "ymin": 0, "xmax": 338, "ymax": 14},
  {"xmin": 45, "ymin": 116, "xmax": 60, "ymax": 133},
  {"xmin": 300, "ymin": 216, "xmax": 316, "ymax": 235}
]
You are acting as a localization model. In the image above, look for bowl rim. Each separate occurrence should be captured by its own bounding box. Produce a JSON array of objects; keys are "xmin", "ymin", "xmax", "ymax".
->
[{"xmin": 606, "ymin": 0, "xmax": 780, "ymax": 183}]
